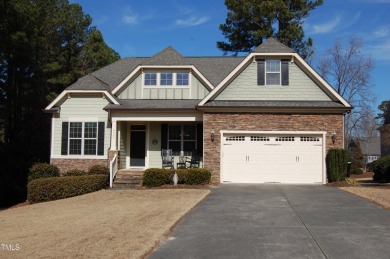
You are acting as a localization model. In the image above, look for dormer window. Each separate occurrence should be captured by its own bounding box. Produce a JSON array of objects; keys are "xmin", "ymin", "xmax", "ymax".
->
[
  {"xmin": 160, "ymin": 73, "xmax": 173, "ymax": 85},
  {"xmin": 144, "ymin": 73, "xmax": 157, "ymax": 86},
  {"xmin": 257, "ymin": 59, "xmax": 289, "ymax": 86},
  {"xmin": 143, "ymin": 72, "xmax": 190, "ymax": 87},
  {"xmin": 266, "ymin": 60, "xmax": 281, "ymax": 85}
]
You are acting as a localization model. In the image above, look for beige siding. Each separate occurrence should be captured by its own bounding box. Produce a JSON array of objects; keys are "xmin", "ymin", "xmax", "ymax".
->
[
  {"xmin": 52, "ymin": 94, "xmax": 110, "ymax": 158},
  {"xmin": 118, "ymin": 72, "xmax": 209, "ymax": 99},
  {"xmin": 148, "ymin": 122, "xmax": 162, "ymax": 168},
  {"xmin": 215, "ymin": 62, "xmax": 331, "ymax": 101}
]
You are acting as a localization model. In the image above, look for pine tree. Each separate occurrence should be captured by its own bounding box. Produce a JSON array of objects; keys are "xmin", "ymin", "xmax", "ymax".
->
[{"xmin": 217, "ymin": 0, "xmax": 323, "ymax": 59}]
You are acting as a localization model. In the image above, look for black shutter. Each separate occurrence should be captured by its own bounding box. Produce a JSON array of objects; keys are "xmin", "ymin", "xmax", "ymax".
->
[
  {"xmin": 161, "ymin": 124, "xmax": 168, "ymax": 151},
  {"xmin": 281, "ymin": 59, "xmax": 289, "ymax": 85},
  {"xmin": 196, "ymin": 124, "xmax": 203, "ymax": 156},
  {"xmin": 257, "ymin": 59, "xmax": 265, "ymax": 85},
  {"xmin": 97, "ymin": 122, "xmax": 105, "ymax": 155},
  {"xmin": 61, "ymin": 122, "xmax": 69, "ymax": 155}
]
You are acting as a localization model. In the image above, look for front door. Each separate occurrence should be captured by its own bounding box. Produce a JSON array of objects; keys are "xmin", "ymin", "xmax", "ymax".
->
[{"xmin": 130, "ymin": 125, "xmax": 146, "ymax": 167}]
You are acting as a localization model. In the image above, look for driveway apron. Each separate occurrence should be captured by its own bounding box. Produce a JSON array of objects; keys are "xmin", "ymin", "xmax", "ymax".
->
[{"xmin": 149, "ymin": 185, "xmax": 390, "ymax": 259}]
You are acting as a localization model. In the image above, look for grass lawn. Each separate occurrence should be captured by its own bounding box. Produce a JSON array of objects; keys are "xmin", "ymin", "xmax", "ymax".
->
[{"xmin": 0, "ymin": 189, "xmax": 209, "ymax": 258}]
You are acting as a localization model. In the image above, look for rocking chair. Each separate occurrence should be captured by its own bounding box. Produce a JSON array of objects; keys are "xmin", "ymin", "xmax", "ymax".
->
[{"xmin": 162, "ymin": 149, "xmax": 174, "ymax": 169}]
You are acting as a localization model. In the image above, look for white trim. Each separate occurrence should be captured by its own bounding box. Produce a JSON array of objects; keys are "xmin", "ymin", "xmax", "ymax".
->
[
  {"xmin": 198, "ymin": 52, "xmax": 351, "ymax": 108},
  {"xmin": 110, "ymin": 120, "xmax": 117, "ymax": 150},
  {"xmin": 126, "ymin": 123, "xmax": 130, "ymax": 168},
  {"xmin": 111, "ymin": 111, "xmax": 203, "ymax": 122},
  {"xmin": 146, "ymin": 122, "xmax": 150, "ymax": 169},
  {"xmin": 45, "ymin": 90, "xmax": 119, "ymax": 110},
  {"xmin": 50, "ymin": 115, "xmax": 55, "ymax": 158},
  {"xmin": 219, "ymin": 130, "xmax": 327, "ymax": 184},
  {"xmin": 112, "ymin": 65, "xmax": 214, "ymax": 95}
]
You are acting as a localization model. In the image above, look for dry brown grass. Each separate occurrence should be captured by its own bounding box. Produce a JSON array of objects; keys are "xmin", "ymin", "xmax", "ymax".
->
[
  {"xmin": 0, "ymin": 189, "xmax": 209, "ymax": 258},
  {"xmin": 339, "ymin": 186, "xmax": 390, "ymax": 209}
]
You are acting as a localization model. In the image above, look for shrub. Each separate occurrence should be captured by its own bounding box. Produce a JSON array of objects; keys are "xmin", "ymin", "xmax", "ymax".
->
[
  {"xmin": 142, "ymin": 168, "xmax": 211, "ymax": 187},
  {"xmin": 28, "ymin": 163, "xmax": 60, "ymax": 182},
  {"xmin": 88, "ymin": 165, "xmax": 109, "ymax": 175},
  {"xmin": 63, "ymin": 169, "xmax": 88, "ymax": 177},
  {"xmin": 326, "ymin": 148, "xmax": 349, "ymax": 182},
  {"xmin": 142, "ymin": 168, "xmax": 170, "ymax": 187},
  {"xmin": 185, "ymin": 168, "xmax": 211, "ymax": 185},
  {"xmin": 27, "ymin": 175, "xmax": 108, "ymax": 203},
  {"xmin": 372, "ymin": 155, "xmax": 390, "ymax": 182},
  {"xmin": 351, "ymin": 168, "xmax": 364, "ymax": 175},
  {"xmin": 344, "ymin": 178, "xmax": 359, "ymax": 186}
]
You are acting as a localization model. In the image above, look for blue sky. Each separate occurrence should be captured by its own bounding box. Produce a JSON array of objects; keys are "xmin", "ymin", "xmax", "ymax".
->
[{"xmin": 71, "ymin": 0, "xmax": 389, "ymax": 108}]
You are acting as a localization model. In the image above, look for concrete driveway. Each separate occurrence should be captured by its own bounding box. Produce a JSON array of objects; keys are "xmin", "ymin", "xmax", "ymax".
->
[{"xmin": 150, "ymin": 185, "xmax": 390, "ymax": 259}]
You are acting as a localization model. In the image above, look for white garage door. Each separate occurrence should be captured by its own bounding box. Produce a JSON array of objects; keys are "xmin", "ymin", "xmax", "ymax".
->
[{"xmin": 221, "ymin": 133, "xmax": 323, "ymax": 184}]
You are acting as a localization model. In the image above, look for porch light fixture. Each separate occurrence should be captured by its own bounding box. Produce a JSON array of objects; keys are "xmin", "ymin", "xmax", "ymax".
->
[
  {"xmin": 331, "ymin": 131, "xmax": 337, "ymax": 144},
  {"xmin": 211, "ymin": 129, "xmax": 215, "ymax": 142},
  {"xmin": 152, "ymin": 139, "xmax": 158, "ymax": 145}
]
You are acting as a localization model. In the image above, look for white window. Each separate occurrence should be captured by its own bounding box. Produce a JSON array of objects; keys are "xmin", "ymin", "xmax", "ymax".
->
[
  {"xmin": 160, "ymin": 73, "xmax": 173, "ymax": 85},
  {"xmin": 69, "ymin": 122, "xmax": 97, "ymax": 155},
  {"xmin": 143, "ymin": 72, "xmax": 190, "ymax": 87},
  {"xmin": 176, "ymin": 73, "xmax": 189, "ymax": 86},
  {"xmin": 168, "ymin": 124, "xmax": 196, "ymax": 156},
  {"xmin": 144, "ymin": 73, "xmax": 157, "ymax": 85},
  {"xmin": 266, "ymin": 60, "xmax": 281, "ymax": 85}
]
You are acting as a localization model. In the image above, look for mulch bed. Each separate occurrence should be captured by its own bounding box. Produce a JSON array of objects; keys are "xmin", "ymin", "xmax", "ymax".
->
[{"xmin": 350, "ymin": 171, "xmax": 374, "ymax": 179}]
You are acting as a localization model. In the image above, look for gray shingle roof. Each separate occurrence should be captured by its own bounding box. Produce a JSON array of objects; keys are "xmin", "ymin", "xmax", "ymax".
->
[
  {"xmin": 360, "ymin": 137, "xmax": 381, "ymax": 155},
  {"xmin": 66, "ymin": 75, "xmax": 108, "ymax": 90},
  {"xmin": 252, "ymin": 37, "xmax": 295, "ymax": 53},
  {"xmin": 66, "ymin": 38, "xmax": 293, "ymax": 91},
  {"xmin": 104, "ymin": 99, "xmax": 201, "ymax": 111}
]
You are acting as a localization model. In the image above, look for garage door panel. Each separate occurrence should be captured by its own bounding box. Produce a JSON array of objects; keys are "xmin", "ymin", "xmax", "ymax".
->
[{"xmin": 222, "ymin": 134, "xmax": 323, "ymax": 184}]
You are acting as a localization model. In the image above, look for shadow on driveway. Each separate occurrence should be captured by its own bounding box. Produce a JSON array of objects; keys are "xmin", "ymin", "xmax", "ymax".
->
[{"xmin": 150, "ymin": 184, "xmax": 390, "ymax": 259}]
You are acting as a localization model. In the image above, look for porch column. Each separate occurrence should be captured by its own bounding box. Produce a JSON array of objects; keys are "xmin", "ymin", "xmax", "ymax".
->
[{"xmin": 110, "ymin": 119, "xmax": 118, "ymax": 150}]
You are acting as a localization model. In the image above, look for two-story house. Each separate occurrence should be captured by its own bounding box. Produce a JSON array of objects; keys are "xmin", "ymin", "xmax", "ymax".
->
[{"xmin": 44, "ymin": 38, "xmax": 352, "ymax": 185}]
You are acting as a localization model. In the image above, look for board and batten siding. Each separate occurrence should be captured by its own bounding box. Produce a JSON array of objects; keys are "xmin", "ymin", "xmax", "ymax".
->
[
  {"xmin": 52, "ymin": 94, "xmax": 110, "ymax": 158},
  {"xmin": 215, "ymin": 62, "xmax": 331, "ymax": 101},
  {"xmin": 118, "ymin": 74, "xmax": 209, "ymax": 99},
  {"xmin": 118, "ymin": 122, "xmax": 127, "ymax": 169}
]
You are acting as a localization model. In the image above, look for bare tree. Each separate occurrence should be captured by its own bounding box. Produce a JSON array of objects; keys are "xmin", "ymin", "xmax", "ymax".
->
[{"xmin": 317, "ymin": 37, "xmax": 375, "ymax": 141}]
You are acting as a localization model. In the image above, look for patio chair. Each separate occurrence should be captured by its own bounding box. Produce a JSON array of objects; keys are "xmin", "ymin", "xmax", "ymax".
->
[
  {"xmin": 162, "ymin": 149, "xmax": 174, "ymax": 169},
  {"xmin": 186, "ymin": 150, "xmax": 200, "ymax": 169}
]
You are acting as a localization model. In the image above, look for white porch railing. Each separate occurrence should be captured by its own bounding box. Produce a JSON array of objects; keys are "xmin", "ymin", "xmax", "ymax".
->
[{"xmin": 109, "ymin": 154, "xmax": 118, "ymax": 188}]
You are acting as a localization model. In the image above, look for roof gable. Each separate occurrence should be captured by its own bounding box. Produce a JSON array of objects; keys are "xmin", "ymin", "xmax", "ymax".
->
[
  {"xmin": 252, "ymin": 37, "xmax": 295, "ymax": 53},
  {"xmin": 144, "ymin": 46, "xmax": 187, "ymax": 65}
]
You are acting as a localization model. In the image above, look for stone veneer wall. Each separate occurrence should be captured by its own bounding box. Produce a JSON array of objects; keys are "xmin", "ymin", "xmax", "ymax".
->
[
  {"xmin": 379, "ymin": 124, "xmax": 390, "ymax": 156},
  {"xmin": 203, "ymin": 113, "xmax": 344, "ymax": 184},
  {"xmin": 51, "ymin": 158, "xmax": 108, "ymax": 174}
]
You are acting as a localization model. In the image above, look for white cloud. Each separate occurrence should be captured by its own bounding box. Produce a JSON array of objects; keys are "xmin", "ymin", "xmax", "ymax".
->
[
  {"xmin": 122, "ymin": 13, "xmax": 138, "ymax": 25},
  {"xmin": 366, "ymin": 41, "xmax": 390, "ymax": 61},
  {"xmin": 311, "ymin": 16, "xmax": 342, "ymax": 34},
  {"xmin": 374, "ymin": 27, "xmax": 389, "ymax": 38},
  {"xmin": 175, "ymin": 16, "xmax": 209, "ymax": 27}
]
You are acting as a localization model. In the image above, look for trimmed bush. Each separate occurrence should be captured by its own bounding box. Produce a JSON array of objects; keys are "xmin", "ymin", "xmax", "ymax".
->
[
  {"xmin": 185, "ymin": 169, "xmax": 211, "ymax": 185},
  {"xmin": 326, "ymin": 148, "xmax": 349, "ymax": 182},
  {"xmin": 28, "ymin": 163, "xmax": 60, "ymax": 182},
  {"xmin": 344, "ymin": 177, "xmax": 359, "ymax": 186},
  {"xmin": 88, "ymin": 165, "xmax": 109, "ymax": 175},
  {"xmin": 351, "ymin": 168, "xmax": 364, "ymax": 175},
  {"xmin": 142, "ymin": 168, "xmax": 211, "ymax": 187},
  {"xmin": 27, "ymin": 175, "xmax": 108, "ymax": 203},
  {"xmin": 143, "ymin": 168, "xmax": 170, "ymax": 187},
  {"xmin": 372, "ymin": 155, "xmax": 390, "ymax": 182},
  {"xmin": 63, "ymin": 169, "xmax": 88, "ymax": 177}
]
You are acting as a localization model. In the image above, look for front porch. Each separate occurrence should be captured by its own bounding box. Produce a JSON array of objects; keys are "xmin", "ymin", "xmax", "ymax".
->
[{"xmin": 107, "ymin": 111, "xmax": 204, "ymax": 187}]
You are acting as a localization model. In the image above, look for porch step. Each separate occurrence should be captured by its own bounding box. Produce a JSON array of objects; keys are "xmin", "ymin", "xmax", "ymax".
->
[{"xmin": 112, "ymin": 170, "xmax": 144, "ymax": 188}]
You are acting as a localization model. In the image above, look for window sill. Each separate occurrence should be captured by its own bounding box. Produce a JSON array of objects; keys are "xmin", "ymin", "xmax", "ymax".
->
[{"xmin": 143, "ymin": 86, "xmax": 190, "ymax": 89}]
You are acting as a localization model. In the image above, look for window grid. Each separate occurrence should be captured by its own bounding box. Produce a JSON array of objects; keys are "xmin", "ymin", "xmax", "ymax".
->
[
  {"xmin": 250, "ymin": 136, "xmax": 270, "ymax": 141},
  {"xmin": 144, "ymin": 73, "xmax": 157, "ymax": 85},
  {"xmin": 266, "ymin": 60, "xmax": 281, "ymax": 85},
  {"xmin": 168, "ymin": 124, "xmax": 197, "ymax": 156},
  {"xmin": 275, "ymin": 136, "xmax": 295, "ymax": 142},
  {"xmin": 300, "ymin": 136, "xmax": 320, "ymax": 142},
  {"xmin": 144, "ymin": 72, "xmax": 190, "ymax": 87},
  {"xmin": 160, "ymin": 73, "xmax": 173, "ymax": 86},
  {"xmin": 177, "ymin": 73, "xmax": 189, "ymax": 86},
  {"xmin": 68, "ymin": 122, "xmax": 98, "ymax": 155},
  {"xmin": 226, "ymin": 136, "xmax": 245, "ymax": 141}
]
